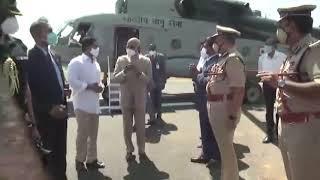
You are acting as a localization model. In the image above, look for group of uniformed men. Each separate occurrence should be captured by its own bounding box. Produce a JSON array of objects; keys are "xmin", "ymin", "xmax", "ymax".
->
[
  {"xmin": 189, "ymin": 4, "xmax": 320, "ymax": 180},
  {"xmin": 1, "ymin": 0, "xmax": 320, "ymax": 179},
  {"xmin": 190, "ymin": 25, "xmax": 245, "ymax": 180}
]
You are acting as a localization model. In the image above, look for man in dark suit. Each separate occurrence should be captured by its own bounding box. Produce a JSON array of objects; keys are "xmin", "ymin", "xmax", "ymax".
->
[
  {"xmin": 189, "ymin": 36, "xmax": 220, "ymax": 165},
  {"xmin": 27, "ymin": 18, "xmax": 68, "ymax": 180},
  {"xmin": 145, "ymin": 44, "xmax": 166, "ymax": 124}
]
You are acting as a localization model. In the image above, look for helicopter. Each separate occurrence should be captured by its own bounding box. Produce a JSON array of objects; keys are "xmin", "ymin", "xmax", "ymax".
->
[{"xmin": 52, "ymin": 0, "xmax": 320, "ymax": 103}]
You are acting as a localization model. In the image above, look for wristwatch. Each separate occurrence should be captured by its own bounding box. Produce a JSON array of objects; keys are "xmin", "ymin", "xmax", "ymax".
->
[{"xmin": 277, "ymin": 79, "xmax": 286, "ymax": 88}]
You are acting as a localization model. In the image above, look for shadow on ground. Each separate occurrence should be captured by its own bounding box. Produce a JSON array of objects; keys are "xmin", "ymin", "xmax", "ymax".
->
[
  {"xmin": 67, "ymin": 93, "xmax": 196, "ymax": 118},
  {"xmin": 241, "ymin": 105, "xmax": 267, "ymax": 135},
  {"xmin": 145, "ymin": 118, "xmax": 178, "ymax": 144},
  {"xmin": 208, "ymin": 143, "xmax": 250, "ymax": 180},
  {"xmin": 77, "ymin": 170, "xmax": 112, "ymax": 180},
  {"xmin": 123, "ymin": 158, "xmax": 169, "ymax": 180}
]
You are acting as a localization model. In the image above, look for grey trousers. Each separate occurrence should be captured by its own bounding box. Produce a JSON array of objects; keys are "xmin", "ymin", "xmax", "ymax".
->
[{"xmin": 122, "ymin": 107, "xmax": 146, "ymax": 154}]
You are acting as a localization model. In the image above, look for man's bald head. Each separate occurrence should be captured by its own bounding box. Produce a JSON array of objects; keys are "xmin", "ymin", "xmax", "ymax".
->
[{"xmin": 126, "ymin": 37, "xmax": 141, "ymax": 53}]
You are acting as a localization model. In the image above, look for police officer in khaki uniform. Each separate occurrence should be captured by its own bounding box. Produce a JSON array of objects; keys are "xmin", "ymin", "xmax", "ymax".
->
[
  {"xmin": 259, "ymin": 5, "xmax": 320, "ymax": 180},
  {"xmin": 113, "ymin": 38, "xmax": 152, "ymax": 162},
  {"xmin": 207, "ymin": 25, "xmax": 246, "ymax": 180}
]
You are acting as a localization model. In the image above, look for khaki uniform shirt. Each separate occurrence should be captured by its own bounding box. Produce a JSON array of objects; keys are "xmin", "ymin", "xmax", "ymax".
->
[
  {"xmin": 276, "ymin": 34, "xmax": 320, "ymax": 114},
  {"xmin": 207, "ymin": 47, "xmax": 246, "ymax": 97},
  {"xmin": 113, "ymin": 55, "xmax": 152, "ymax": 109}
]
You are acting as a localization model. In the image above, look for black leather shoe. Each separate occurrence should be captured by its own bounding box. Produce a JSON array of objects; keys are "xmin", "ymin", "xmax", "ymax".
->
[
  {"xmin": 146, "ymin": 120, "xmax": 156, "ymax": 125},
  {"xmin": 75, "ymin": 160, "xmax": 87, "ymax": 172},
  {"xmin": 86, "ymin": 160, "xmax": 105, "ymax": 169},
  {"xmin": 190, "ymin": 156, "xmax": 209, "ymax": 164},
  {"xmin": 126, "ymin": 152, "xmax": 136, "ymax": 162},
  {"xmin": 139, "ymin": 153, "xmax": 149, "ymax": 162},
  {"xmin": 262, "ymin": 136, "xmax": 274, "ymax": 144},
  {"xmin": 206, "ymin": 158, "xmax": 220, "ymax": 167}
]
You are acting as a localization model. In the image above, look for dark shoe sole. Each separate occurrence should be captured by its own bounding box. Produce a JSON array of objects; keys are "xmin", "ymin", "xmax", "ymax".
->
[
  {"xmin": 190, "ymin": 159, "xmax": 209, "ymax": 164},
  {"xmin": 126, "ymin": 154, "xmax": 136, "ymax": 162},
  {"xmin": 139, "ymin": 153, "xmax": 149, "ymax": 162},
  {"xmin": 76, "ymin": 161, "xmax": 87, "ymax": 172}
]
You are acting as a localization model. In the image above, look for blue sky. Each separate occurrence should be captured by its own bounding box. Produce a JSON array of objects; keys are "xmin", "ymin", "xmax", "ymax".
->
[{"xmin": 14, "ymin": 0, "xmax": 320, "ymax": 48}]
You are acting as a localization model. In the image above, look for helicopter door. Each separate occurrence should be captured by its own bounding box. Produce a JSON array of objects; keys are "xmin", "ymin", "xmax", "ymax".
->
[{"xmin": 114, "ymin": 27, "xmax": 139, "ymax": 60}]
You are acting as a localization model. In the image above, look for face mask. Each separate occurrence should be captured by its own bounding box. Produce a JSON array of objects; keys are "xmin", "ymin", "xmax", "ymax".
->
[
  {"xmin": 264, "ymin": 45, "xmax": 272, "ymax": 54},
  {"xmin": 149, "ymin": 50, "xmax": 156, "ymax": 56},
  {"xmin": 47, "ymin": 32, "xmax": 58, "ymax": 46},
  {"xmin": 277, "ymin": 28, "xmax": 288, "ymax": 44},
  {"xmin": 90, "ymin": 47, "xmax": 100, "ymax": 58},
  {"xmin": 1, "ymin": 16, "xmax": 19, "ymax": 34},
  {"xmin": 212, "ymin": 43, "xmax": 220, "ymax": 54},
  {"xmin": 126, "ymin": 48, "xmax": 136, "ymax": 57},
  {"xmin": 200, "ymin": 48, "xmax": 208, "ymax": 59}
]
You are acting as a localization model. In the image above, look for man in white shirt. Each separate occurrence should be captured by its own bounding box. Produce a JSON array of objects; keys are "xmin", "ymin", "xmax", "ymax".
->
[
  {"xmin": 258, "ymin": 38, "xmax": 286, "ymax": 143},
  {"xmin": 197, "ymin": 43, "xmax": 208, "ymax": 72},
  {"xmin": 67, "ymin": 37, "xmax": 105, "ymax": 171}
]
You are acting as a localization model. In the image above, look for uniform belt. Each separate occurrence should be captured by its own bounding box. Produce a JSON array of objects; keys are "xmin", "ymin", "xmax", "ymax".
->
[
  {"xmin": 280, "ymin": 112, "xmax": 320, "ymax": 124},
  {"xmin": 207, "ymin": 94, "xmax": 233, "ymax": 102}
]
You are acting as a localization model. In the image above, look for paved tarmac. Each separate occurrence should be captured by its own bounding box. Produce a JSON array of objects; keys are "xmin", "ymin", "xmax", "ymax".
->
[{"xmin": 66, "ymin": 78, "xmax": 286, "ymax": 180}]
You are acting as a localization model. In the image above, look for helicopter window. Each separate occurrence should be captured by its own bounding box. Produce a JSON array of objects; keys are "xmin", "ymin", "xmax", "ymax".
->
[
  {"xmin": 171, "ymin": 38, "xmax": 182, "ymax": 50},
  {"xmin": 175, "ymin": 0, "xmax": 196, "ymax": 18},
  {"xmin": 59, "ymin": 25, "xmax": 74, "ymax": 38},
  {"xmin": 71, "ymin": 23, "xmax": 92, "ymax": 44}
]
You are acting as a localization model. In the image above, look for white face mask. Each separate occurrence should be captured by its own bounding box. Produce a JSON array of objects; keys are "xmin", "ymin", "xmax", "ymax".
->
[
  {"xmin": 277, "ymin": 28, "xmax": 288, "ymax": 44},
  {"xmin": 1, "ymin": 16, "xmax": 19, "ymax": 35},
  {"xmin": 90, "ymin": 47, "xmax": 100, "ymax": 58},
  {"xmin": 200, "ymin": 48, "xmax": 208, "ymax": 59},
  {"xmin": 126, "ymin": 48, "xmax": 137, "ymax": 57},
  {"xmin": 264, "ymin": 45, "xmax": 272, "ymax": 54},
  {"xmin": 149, "ymin": 50, "xmax": 156, "ymax": 56}
]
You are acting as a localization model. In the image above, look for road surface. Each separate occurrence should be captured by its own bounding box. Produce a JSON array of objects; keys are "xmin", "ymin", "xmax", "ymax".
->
[{"xmin": 66, "ymin": 78, "xmax": 286, "ymax": 180}]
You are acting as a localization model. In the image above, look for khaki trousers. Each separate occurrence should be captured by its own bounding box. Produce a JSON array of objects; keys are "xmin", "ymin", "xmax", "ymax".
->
[
  {"xmin": 75, "ymin": 109, "xmax": 99, "ymax": 163},
  {"xmin": 122, "ymin": 107, "xmax": 146, "ymax": 154},
  {"xmin": 207, "ymin": 101, "xmax": 240, "ymax": 180},
  {"xmin": 279, "ymin": 116, "xmax": 320, "ymax": 180}
]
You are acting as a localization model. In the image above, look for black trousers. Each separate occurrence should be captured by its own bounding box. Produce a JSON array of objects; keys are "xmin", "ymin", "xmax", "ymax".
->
[
  {"xmin": 151, "ymin": 88, "xmax": 162, "ymax": 116},
  {"xmin": 37, "ymin": 115, "xmax": 67, "ymax": 180},
  {"xmin": 198, "ymin": 96, "xmax": 220, "ymax": 160},
  {"xmin": 263, "ymin": 83, "xmax": 279, "ymax": 136}
]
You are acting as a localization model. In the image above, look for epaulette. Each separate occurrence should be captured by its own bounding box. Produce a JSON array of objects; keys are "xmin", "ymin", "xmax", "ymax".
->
[
  {"xmin": 309, "ymin": 40, "xmax": 320, "ymax": 49},
  {"xmin": 227, "ymin": 52, "xmax": 238, "ymax": 58},
  {"xmin": 227, "ymin": 52, "xmax": 245, "ymax": 65}
]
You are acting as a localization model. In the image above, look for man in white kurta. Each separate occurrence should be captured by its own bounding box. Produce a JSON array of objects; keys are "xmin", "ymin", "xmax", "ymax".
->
[{"xmin": 68, "ymin": 37, "xmax": 105, "ymax": 171}]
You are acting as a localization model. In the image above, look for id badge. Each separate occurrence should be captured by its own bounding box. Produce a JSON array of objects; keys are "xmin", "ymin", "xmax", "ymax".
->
[{"xmin": 156, "ymin": 63, "xmax": 160, "ymax": 69}]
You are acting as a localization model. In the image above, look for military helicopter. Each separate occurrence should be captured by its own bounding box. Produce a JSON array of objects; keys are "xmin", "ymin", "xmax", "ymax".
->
[{"xmin": 52, "ymin": 0, "xmax": 320, "ymax": 103}]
